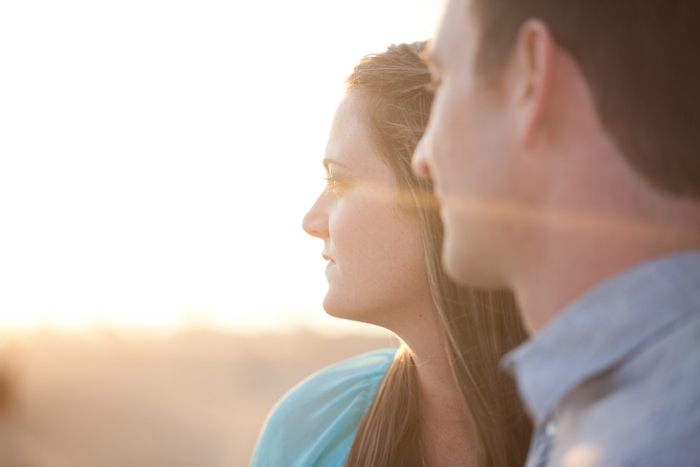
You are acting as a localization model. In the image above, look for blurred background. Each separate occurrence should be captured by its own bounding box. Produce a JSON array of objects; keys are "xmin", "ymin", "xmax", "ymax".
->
[{"xmin": 0, "ymin": 0, "xmax": 442, "ymax": 465}]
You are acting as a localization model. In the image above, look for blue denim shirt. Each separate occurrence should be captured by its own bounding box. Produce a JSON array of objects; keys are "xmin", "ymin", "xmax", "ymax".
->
[{"xmin": 503, "ymin": 251, "xmax": 700, "ymax": 467}]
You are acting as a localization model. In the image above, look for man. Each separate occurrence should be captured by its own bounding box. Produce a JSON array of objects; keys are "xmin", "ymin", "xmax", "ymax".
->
[{"xmin": 413, "ymin": 1, "xmax": 700, "ymax": 466}]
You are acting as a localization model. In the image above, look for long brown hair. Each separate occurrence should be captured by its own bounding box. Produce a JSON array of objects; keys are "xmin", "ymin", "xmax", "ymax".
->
[{"xmin": 343, "ymin": 42, "xmax": 531, "ymax": 467}]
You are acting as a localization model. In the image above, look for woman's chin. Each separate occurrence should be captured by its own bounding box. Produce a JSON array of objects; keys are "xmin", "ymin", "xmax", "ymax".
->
[
  {"xmin": 322, "ymin": 295, "xmax": 387, "ymax": 329},
  {"xmin": 322, "ymin": 294, "xmax": 361, "ymax": 322},
  {"xmin": 321, "ymin": 295, "xmax": 347, "ymax": 320}
]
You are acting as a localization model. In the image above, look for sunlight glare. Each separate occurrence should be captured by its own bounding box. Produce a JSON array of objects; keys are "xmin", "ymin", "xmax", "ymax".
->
[{"xmin": 0, "ymin": 0, "xmax": 442, "ymax": 335}]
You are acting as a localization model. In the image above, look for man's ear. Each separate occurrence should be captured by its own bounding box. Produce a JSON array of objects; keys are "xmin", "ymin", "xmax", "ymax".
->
[{"xmin": 508, "ymin": 19, "xmax": 556, "ymax": 148}]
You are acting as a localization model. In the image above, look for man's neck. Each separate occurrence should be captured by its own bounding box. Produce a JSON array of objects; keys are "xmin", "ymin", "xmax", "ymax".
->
[{"xmin": 512, "ymin": 204, "xmax": 700, "ymax": 334}]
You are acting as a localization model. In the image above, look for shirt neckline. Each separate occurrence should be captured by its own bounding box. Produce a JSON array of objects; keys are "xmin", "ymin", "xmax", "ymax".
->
[{"xmin": 502, "ymin": 250, "xmax": 700, "ymax": 423}]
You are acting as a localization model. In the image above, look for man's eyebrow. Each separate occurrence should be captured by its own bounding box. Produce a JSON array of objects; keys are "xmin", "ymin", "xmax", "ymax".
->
[{"xmin": 322, "ymin": 158, "xmax": 350, "ymax": 170}]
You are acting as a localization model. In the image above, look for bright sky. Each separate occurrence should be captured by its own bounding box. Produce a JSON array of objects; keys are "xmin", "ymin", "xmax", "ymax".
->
[{"xmin": 0, "ymin": 0, "xmax": 443, "ymax": 335}]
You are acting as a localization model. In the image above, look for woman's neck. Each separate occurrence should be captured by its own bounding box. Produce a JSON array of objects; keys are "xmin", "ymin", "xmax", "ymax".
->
[{"xmin": 393, "ymin": 306, "xmax": 477, "ymax": 467}]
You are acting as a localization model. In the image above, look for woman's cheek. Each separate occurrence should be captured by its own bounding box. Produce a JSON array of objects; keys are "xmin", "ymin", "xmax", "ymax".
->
[{"xmin": 332, "ymin": 199, "xmax": 387, "ymax": 271}]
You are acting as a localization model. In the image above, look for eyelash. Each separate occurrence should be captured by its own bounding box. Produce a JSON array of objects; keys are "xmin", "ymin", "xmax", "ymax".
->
[{"xmin": 324, "ymin": 176, "xmax": 342, "ymax": 194}]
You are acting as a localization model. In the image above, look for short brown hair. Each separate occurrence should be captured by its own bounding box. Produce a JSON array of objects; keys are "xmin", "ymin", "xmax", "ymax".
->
[{"xmin": 472, "ymin": 0, "xmax": 700, "ymax": 198}]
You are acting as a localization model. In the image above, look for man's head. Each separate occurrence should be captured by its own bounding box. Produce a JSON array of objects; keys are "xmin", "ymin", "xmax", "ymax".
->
[{"xmin": 414, "ymin": 0, "xmax": 700, "ymax": 288}]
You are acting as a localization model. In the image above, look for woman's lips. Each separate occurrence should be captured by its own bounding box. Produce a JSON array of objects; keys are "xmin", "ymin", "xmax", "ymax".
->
[{"xmin": 322, "ymin": 253, "xmax": 336, "ymax": 273}]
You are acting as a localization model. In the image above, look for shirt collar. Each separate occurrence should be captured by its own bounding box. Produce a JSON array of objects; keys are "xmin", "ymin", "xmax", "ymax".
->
[{"xmin": 502, "ymin": 251, "xmax": 700, "ymax": 424}]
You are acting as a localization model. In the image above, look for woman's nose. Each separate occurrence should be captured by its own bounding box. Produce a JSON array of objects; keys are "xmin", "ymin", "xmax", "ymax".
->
[{"xmin": 302, "ymin": 192, "xmax": 329, "ymax": 239}]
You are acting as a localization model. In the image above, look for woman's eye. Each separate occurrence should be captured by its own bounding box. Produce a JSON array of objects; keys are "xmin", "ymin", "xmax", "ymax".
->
[
  {"xmin": 324, "ymin": 176, "xmax": 338, "ymax": 191},
  {"xmin": 324, "ymin": 176, "xmax": 344, "ymax": 194}
]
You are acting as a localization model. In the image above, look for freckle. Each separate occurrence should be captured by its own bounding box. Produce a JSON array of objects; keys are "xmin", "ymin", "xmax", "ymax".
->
[{"xmin": 392, "ymin": 255, "xmax": 397, "ymax": 260}]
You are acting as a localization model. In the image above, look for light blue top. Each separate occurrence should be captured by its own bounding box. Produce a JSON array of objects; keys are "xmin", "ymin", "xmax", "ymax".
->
[
  {"xmin": 502, "ymin": 251, "xmax": 700, "ymax": 467},
  {"xmin": 250, "ymin": 348, "xmax": 396, "ymax": 467}
]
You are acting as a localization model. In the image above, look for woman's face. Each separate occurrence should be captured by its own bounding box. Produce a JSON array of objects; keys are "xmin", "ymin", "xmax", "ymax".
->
[{"xmin": 302, "ymin": 93, "xmax": 431, "ymax": 326}]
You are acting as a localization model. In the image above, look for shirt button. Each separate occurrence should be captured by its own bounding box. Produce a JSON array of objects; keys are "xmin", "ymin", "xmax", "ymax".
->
[{"xmin": 545, "ymin": 420, "xmax": 557, "ymax": 437}]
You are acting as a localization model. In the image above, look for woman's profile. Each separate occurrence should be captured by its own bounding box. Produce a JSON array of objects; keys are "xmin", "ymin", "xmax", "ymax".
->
[{"xmin": 251, "ymin": 41, "xmax": 531, "ymax": 467}]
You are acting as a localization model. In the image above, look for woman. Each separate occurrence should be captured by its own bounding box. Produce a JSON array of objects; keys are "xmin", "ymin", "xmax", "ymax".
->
[{"xmin": 251, "ymin": 42, "xmax": 531, "ymax": 467}]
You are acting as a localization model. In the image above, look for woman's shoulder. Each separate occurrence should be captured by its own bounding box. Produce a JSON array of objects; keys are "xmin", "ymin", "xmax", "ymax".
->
[
  {"xmin": 272, "ymin": 348, "xmax": 396, "ymax": 417},
  {"xmin": 250, "ymin": 348, "xmax": 396, "ymax": 467}
]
